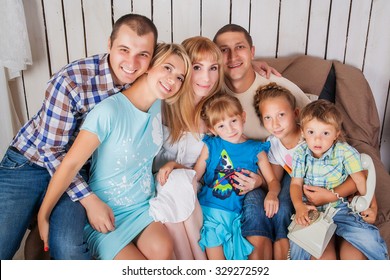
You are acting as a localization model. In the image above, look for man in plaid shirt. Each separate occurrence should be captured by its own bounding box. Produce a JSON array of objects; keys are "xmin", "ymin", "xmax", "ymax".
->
[{"xmin": 0, "ymin": 14, "xmax": 157, "ymax": 260}]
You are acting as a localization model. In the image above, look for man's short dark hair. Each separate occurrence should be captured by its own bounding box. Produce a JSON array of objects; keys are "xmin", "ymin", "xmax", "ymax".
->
[
  {"xmin": 110, "ymin": 13, "xmax": 158, "ymax": 47},
  {"xmin": 213, "ymin": 24, "xmax": 253, "ymax": 47}
]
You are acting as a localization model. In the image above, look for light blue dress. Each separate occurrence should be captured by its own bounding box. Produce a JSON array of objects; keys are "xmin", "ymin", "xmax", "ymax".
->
[{"xmin": 81, "ymin": 93, "xmax": 162, "ymax": 260}]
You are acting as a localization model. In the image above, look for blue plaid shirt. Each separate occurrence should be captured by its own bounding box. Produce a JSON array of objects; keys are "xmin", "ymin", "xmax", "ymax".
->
[
  {"xmin": 292, "ymin": 141, "xmax": 363, "ymax": 208},
  {"xmin": 10, "ymin": 54, "xmax": 129, "ymax": 201}
]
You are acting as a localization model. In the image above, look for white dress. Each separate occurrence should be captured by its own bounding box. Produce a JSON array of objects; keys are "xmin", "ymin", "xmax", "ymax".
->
[{"xmin": 149, "ymin": 125, "xmax": 204, "ymax": 223}]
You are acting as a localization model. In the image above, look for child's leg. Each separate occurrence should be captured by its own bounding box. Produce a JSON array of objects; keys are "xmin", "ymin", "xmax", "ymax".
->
[
  {"xmin": 273, "ymin": 174, "xmax": 294, "ymax": 260},
  {"xmin": 246, "ymin": 236, "xmax": 272, "ymax": 259},
  {"xmin": 334, "ymin": 204, "xmax": 388, "ymax": 260},
  {"xmin": 184, "ymin": 199, "xmax": 207, "ymax": 260},
  {"xmin": 134, "ymin": 222, "xmax": 173, "ymax": 260},
  {"xmin": 273, "ymin": 238, "xmax": 289, "ymax": 260},
  {"xmin": 165, "ymin": 222, "xmax": 194, "ymax": 260},
  {"xmin": 241, "ymin": 188, "xmax": 273, "ymax": 259},
  {"xmin": 206, "ymin": 246, "xmax": 226, "ymax": 260},
  {"xmin": 289, "ymin": 240, "xmax": 311, "ymax": 260},
  {"xmin": 337, "ymin": 237, "xmax": 366, "ymax": 260},
  {"xmin": 315, "ymin": 236, "xmax": 336, "ymax": 260}
]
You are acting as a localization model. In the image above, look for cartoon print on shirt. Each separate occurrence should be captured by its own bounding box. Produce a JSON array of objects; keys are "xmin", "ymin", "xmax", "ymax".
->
[{"xmin": 211, "ymin": 149, "xmax": 241, "ymax": 199}]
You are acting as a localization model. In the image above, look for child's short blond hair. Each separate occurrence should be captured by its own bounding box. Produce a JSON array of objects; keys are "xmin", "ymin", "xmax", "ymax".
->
[
  {"xmin": 300, "ymin": 99, "xmax": 345, "ymax": 141},
  {"xmin": 201, "ymin": 93, "xmax": 243, "ymax": 128},
  {"xmin": 254, "ymin": 82, "xmax": 297, "ymax": 124}
]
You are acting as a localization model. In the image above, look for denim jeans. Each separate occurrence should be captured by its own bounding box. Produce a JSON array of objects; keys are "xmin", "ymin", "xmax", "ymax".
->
[
  {"xmin": 241, "ymin": 173, "xmax": 293, "ymax": 241},
  {"xmin": 289, "ymin": 203, "xmax": 389, "ymax": 260},
  {"xmin": 0, "ymin": 147, "xmax": 91, "ymax": 259}
]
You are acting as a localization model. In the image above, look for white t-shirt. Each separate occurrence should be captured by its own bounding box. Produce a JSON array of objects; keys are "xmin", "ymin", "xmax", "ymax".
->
[
  {"xmin": 153, "ymin": 125, "xmax": 204, "ymax": 172},
  {"xmin": 267, "ymin": 135, "xmax": 305, "ymax": 175}
]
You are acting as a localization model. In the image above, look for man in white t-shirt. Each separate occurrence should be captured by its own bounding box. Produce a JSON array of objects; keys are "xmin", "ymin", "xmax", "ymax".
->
[{"xmin": 213, "ymin": 24, "xmax": 310, "ymax": 260}]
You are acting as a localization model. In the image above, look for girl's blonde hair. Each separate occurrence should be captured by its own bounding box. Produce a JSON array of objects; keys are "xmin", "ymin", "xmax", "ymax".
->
[
  {"xmin": 201, "ymin": 93, "xmax": 243, "ymax": 128},
  {"xmin": 149, "ymin": 43, "xmax": 192, "ymax": 105},
  {"xmin": 253, "ymin": 82, "xmax": 297, "ymax": 124},
  {"xmin": 162, "ymin": 36, "xmax": 224, "ymax": 143},
  {"xmin": 299, "ymin": 99, "xmax": 345, "ymax": 141}
]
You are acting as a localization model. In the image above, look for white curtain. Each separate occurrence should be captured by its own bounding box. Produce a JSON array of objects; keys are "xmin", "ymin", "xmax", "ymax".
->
[{"xmin": 0, "ymin": 0, "xmax": 32, "ymax": 157}]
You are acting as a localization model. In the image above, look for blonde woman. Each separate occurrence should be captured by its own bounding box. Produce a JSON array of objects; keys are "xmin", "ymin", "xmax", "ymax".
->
[{"xmin": 38, "ymin": 43, "xmax": 192, "ymax": 260}]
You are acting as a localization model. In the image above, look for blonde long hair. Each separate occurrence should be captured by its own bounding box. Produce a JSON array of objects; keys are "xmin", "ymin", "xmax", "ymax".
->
[
  {"xmin": 162, "ymin": 36, "xmax": 224, "ymax": 143},
  {"xmin": 150, "ymin": 43, "xmax": 192, "ymax": 105}
]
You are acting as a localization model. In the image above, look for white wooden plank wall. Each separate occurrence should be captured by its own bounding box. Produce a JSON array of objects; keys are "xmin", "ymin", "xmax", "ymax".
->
[{"xmin": 7, "ymin": 0, "xmax": 390, "ymax": 171}]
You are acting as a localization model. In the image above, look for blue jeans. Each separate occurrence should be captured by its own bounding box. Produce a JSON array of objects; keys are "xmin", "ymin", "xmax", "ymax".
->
[
  {"xmin": 0, "ymin": 147, "xmax": 91, "ymax": 259},
  {"xmin": 241, "ymin": 173, "xmax": 293, "ymax": 241},
  {"xmin": 289, "ymin": 203, "xmax": 389, "ymax": 260}
]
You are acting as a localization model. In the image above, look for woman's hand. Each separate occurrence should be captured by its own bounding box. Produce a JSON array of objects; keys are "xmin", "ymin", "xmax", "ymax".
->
[
  {"xmin": 157, "ymin": 161, "xmax": 176, "ymax": 186},
  {"xmin": 37, "ymin": 209, "xmax": 50, "ymax": 252},
  {"xmin": 234, "ymin": 169, "xmax": 263, "ymax": 195},
  {"xmin": 81, "ymin": 194, "xmax": 115, "ymax": 233}
]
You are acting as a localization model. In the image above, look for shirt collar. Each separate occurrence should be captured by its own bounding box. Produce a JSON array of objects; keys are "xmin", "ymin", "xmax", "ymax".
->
[{"xmin": 99, "ymin": 54, "xmax": 131, "ymax": 93}]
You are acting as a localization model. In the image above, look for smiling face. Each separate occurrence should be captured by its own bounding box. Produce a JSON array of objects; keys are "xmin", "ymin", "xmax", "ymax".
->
[
  {"xmin": 146, "ymin": 54, "xmax": 186, "ymax": 101},
  {"xmin": 214, "ymin": 31, "xmax": 255, "ymax": 91},
  {"xmin": 302, "ymin": 118, "xmax": 340, "ymax": 158},
  {"xmin": 108, "ymin": 25, "xmax": 155, "ymax": 86},
  {"xmin": 191, "ymin": 58, "xmax": 220, "ymax": 104},
  {"xmin": 210, "ymin": 112, "xmax": 246, "ymax": 144},
  {"xmin": 260, "ymin": 96, "xmax": 299, "ymax": 142}
]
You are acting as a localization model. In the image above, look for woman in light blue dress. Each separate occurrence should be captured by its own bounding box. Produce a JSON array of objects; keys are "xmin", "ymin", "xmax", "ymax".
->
[{"xmin": 37, "ymin": 43, "xmax": 192, "ymax": 259}]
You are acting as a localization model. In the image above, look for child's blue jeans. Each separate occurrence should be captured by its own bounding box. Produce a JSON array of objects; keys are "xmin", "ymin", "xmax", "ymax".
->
[{"xmin": 241, "ymin": 173, "xmax": 293, "ymax": 241}]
